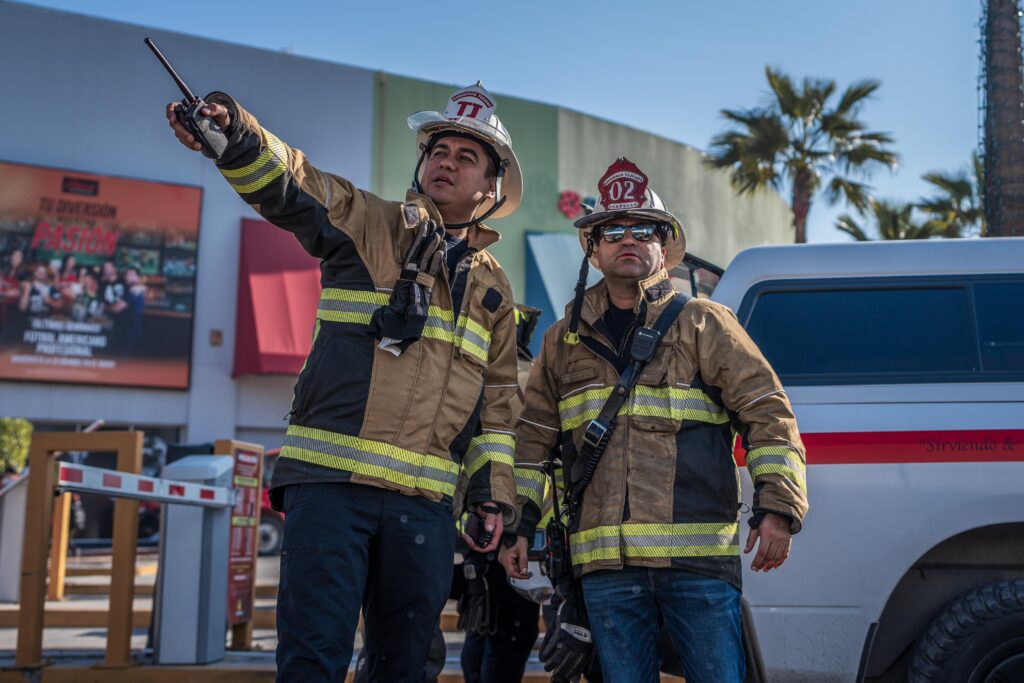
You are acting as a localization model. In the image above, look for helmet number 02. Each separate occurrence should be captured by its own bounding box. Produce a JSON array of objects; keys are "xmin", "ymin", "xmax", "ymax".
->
[{"xmin": 607, "ymin": 180, "xmax": 636, "ymax": 202}]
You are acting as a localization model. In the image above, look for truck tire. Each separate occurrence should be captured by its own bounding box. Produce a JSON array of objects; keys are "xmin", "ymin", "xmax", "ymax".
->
[
  {"xmin": 907, "ymin": 579, "xmax": 1024, "ymax": 683},
  {"xmin": 259, "ymin": 514, "xmax": 284, "ymax": 556}
]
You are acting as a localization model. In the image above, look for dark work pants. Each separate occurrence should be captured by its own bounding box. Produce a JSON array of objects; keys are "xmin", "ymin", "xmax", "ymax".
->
[
  {"xmin": 460, "ymin": 557, "xmax": 541, "ymax": 683},
  {"xmin": 276, "ymin": 483, "xmax": 455, "ymax": 683}
]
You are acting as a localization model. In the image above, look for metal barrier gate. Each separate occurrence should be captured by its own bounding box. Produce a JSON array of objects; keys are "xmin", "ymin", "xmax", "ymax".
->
[{"xmin": 14, "ymin": 432, "xmax": 237, "ymax": 670}]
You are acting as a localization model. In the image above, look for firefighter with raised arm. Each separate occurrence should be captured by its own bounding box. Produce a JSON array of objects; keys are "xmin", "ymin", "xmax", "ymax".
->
[
  {"xmin": 500, "ymin": 159, "xmax": 809, "ymax": 683},
  {"xmin": 166, "ymin": 84, "xmax": 522, "ymax": 682}
]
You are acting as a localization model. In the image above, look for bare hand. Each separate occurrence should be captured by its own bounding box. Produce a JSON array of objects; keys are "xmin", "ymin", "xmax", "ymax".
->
[
  {"xmin": 744, "ymin": 511, "xmax": 792, "ymax": 572},
  {"xmin": 498, "ymin": 536, "xmax": 530, "ymax": 579},
  {"xmin": 165, "ymin": 102, "xmax": 230, "ymax": 152},
  {"xmin": 462, "ymin": 503, "xmax": 504, "ymax": 554}
]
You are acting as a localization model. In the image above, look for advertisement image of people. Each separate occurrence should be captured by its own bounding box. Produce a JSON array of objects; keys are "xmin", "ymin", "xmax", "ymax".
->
[{"xmin": 0, "ymin": 161, "xmax": 202, "ymax": 389}]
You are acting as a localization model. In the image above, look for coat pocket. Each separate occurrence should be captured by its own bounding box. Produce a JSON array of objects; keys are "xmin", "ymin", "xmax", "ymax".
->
[{"xmin": 629, "ymin": 354, "xmax": 682, "ymax": 433}]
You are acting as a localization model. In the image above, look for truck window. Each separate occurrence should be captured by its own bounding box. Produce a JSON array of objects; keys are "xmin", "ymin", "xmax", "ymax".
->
[
  {"xmin": 745, "ymin": 286, "xmax": 976, "ymax": 382},
  {"xmin": 975, "ymin": 281, "xmax": 1024, "ymax": 372}
]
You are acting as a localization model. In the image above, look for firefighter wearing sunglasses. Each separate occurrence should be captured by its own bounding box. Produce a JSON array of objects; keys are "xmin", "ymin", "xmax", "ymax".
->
[{"xmin": 500, "ymin": 158, "xmax": 808, "ymax": 683}]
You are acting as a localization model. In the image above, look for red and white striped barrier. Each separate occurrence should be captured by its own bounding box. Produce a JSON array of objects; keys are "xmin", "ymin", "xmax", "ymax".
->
[{"xmin": 55, "ymin": 463, "xmax": 235, "ymax": 509}]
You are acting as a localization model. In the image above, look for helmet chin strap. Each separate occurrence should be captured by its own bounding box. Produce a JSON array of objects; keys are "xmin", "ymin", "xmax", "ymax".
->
[
  {"xmin": 410, "ymin": 147, "xmax": 507, "ymax": 230},
  {"xmin": 563, "ymin": 237, "xmax": 595, "ymax": 346}
]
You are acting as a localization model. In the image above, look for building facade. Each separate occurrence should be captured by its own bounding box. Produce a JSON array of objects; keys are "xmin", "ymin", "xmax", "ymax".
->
[{"xmin": 0, "ymin": 2, "xmax": 791, "ymax": 452}]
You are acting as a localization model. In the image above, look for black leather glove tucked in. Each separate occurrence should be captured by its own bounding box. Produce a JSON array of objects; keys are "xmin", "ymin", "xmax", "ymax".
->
[
  {"xmin": 456, "ymin": 554, "xmax": 497, "ymax": 635},
  {"xmin": 370, "ymin": 218, "xmax": 446, "ymax": 356},
  {"xmin": 541, "ymin": 591, "xmax": 593, "ymax": 682}
]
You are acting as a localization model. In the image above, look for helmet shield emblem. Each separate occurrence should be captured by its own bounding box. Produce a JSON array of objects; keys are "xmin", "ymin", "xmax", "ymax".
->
[
  {"xmin": 598, "ymin": 158, "xmax": 649, "ymax": 211},
  {"xmin": 443, "ymin": 86, "xmax": 496, "ymax": 122}
]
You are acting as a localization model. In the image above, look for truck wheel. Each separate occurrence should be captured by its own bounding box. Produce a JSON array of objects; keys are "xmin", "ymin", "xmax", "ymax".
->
[
  {"xmin": 259, "ymin": 514, "xmax": 284, "ymax": 556},
  {"xmin": 908, "ymin": 579, "xmax": 1024, "ymax": 683}
]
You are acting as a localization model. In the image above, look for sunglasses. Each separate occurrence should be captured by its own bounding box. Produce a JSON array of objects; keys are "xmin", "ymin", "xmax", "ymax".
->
[{"xmin": 597, "ymin": 224, "xmax": 667, "ymax": 243}]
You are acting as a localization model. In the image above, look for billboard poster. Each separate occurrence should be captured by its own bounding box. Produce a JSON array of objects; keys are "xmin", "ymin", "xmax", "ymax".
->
[{"xmin": 0, "ymin": 161, "xmax": 201, "ymax": 389}]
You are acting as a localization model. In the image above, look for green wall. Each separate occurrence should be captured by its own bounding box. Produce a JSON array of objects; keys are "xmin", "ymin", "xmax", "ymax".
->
[{"xmin": 373, "ymin": 73, "xmax": 567, "ymax": 298}]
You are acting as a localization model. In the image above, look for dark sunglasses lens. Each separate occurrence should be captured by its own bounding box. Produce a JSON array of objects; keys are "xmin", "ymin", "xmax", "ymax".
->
[
  {"xmin": 601, "ymin": 227, "xmax": 625, "ymax": 242},
  {"xmin": 630, "ymin": 225, "xmax": 656, "ymax": 241}
]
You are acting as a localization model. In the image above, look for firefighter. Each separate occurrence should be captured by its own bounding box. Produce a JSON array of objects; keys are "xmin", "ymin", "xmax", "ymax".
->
[
  {"xmin": 166, "ymin": 83, "xmax": 522, "ymax": 682},
  {"xmin": 500, "ymin": 159, "xmax": 809, "ymax": 683}
]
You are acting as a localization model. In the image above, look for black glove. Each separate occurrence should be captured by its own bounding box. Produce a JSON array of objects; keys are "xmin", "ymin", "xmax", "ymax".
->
[
  {"xmin": 541, "ymin": 591, "xmax": 593, "ymax": 681},
  {"xmin": 369, "ymin": 218, "xmax": 446, "ymax": 356},
  {"xmin": 456, "ymin": 554, "xmax": 497, "ymax": 635}
]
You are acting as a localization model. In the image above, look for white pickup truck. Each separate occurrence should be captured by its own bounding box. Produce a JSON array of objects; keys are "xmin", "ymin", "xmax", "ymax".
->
[{"xmin": 692, "ymin": 237, "xmax": 1024, "ymax": 683}]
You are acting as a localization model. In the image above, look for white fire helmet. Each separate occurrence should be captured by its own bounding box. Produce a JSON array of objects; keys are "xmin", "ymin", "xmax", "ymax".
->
[
  {"xmin": 407, "ymin": 83, "xmax": 523, "ymax": 223},
  {"xmin": 508, "ymin": 561, "xmax": 554, "ymax": 605}
]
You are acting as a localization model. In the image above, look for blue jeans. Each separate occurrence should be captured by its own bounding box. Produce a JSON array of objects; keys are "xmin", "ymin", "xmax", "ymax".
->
[
  {"xmin": 276, "ymin": 483, "xmax": 455, "ymax": 683},
  {"xmin": 581, "ymin": 567, "xmax": 744, "ymax": 683}
]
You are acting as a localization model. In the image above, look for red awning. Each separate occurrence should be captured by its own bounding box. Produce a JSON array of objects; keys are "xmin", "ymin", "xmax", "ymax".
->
[{"xmin": 233, "ymin": 219, "xmax": 320, "ymax": 377}]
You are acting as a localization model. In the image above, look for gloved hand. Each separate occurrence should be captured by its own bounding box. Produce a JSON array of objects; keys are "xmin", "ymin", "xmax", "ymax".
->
[
  {"xmin": 456, "ymin": 554, "xmax": 497, "ymax": 635},
  {"xmin": 540, "ymin": 592, "xmax": 593, "ymax": 681},
  {"xmin": 369, "ymin": 218, "xmax": 446, "ymax": 356}
]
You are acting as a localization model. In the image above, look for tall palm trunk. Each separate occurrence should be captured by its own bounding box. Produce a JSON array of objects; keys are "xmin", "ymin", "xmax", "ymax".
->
[
  {"xmin": 791, "ymin": 168, "xmax": 813, "ymax": 243},
  {"xmin": 983, "ymin": 0, "xmax": 1024, "ymax": 236}
]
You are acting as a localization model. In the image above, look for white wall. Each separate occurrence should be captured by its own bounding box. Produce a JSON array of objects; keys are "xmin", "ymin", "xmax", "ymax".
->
[{"xmin": 0, "ymin": 3, "xmax": 374, "ymax": 446}]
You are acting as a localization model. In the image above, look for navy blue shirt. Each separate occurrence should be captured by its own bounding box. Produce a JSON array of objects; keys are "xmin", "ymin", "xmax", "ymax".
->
[{"xmin": 444, "ymin": 234, "xmax": 468, "ymax": 278}]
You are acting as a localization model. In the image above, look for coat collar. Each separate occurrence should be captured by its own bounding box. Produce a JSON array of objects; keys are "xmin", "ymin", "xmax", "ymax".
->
[
  {"xmin": 404, "ymin": 190, "xmax": 502, "ymax": 252},
  {"xmin": 567, "ymin": 268, "xmax": 677, "ymax": 331}
]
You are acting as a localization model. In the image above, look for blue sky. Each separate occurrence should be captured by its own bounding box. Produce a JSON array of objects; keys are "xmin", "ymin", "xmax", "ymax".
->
[{"xmin": 19, "ymin": 0, "xmax": 982, "ymax": 243}]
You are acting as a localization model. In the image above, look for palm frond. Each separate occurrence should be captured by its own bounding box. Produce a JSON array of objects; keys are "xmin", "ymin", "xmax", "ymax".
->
[
  {"xmin": 825, "ymin": 177, "xmax": 873, "ymax": 213},
  {"xmin": 765, "ymin": 67, "xmax": 802, "ymax": 119},
  {"xmin": 835, "ymin": 213, "xmax": 872, "ymax": 241},
  {"xmin": 832, "ymin": 79, "xmax": 881, "ymax": 117}
]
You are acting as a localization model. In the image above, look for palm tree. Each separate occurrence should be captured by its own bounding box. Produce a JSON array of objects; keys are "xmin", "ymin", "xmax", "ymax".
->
[
  {"xmin": 705, "ymin": 66, "xmax": 898, "ymax": 243},
  {"xmin": 982, "ymin": 0, "xmax": 1024, "ymax": 236},
  {"xmin": 918, "ymin": 153, "xmax": 986, "ymax": 238},
  {"xmin": 836, "ymin": 199, "xmax": 937, "ymax": 241}
]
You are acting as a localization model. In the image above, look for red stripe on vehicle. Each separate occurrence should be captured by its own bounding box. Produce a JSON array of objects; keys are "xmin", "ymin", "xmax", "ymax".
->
[
  {"xmin": 59, "ymin": 466, "xmax": 83, "ymax": 483},
  {"xmin": 735, "ymin": 429, "xmax": 1024, "ymax": 466},
  {"xmin": 169, "ymin": 484, "xmax": 185, "ymax": 497},
  {"xmin": 102, "ymin": 473, "xmax": 121, "ymax": 489}
]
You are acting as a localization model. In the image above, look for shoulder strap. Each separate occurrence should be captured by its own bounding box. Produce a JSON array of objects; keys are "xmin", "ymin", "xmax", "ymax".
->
[{"xmin": 566, "ymin": 293, "xmax": 690, "ymax": 508}]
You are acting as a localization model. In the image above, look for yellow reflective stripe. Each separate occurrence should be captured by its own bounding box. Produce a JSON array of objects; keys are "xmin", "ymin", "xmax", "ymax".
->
[
  {"xmin": 230, "ymin": 164, "xmax": 285, "ymax": 195},
  {"xmin": 320, "ymin": 289, "xmax": 389, "ymax": 305},
  {"xmin": 422, "ymin": 325, "xmax": 456, "ymax": 343},
  {"xmin": 315, "ymin": 289, "xmax": 489, "ymax": 364},
  {"xmin": 281, "ymin": 424, "xmax": 458, "ymax": 496},
  {"xmin": 458, "ymin": 314, "xmax": 492, "ymax": 344},
  {"xmin": 316, "ymin": 309, "xmax": 372, "ymax": 324},
  {"xmin": 570, "ymin": 522, "xmax": 740, "ymax": 565},
  {"xmin": 219, "ymin": 131, "xmax": 284, "ymax": 177},
  {"xmin": 219, "ymin": 131, "xmax": 288, "ymax": 193},
  {"xmin": 464, "ymin": 433, "xmax": 516, "ymax": 478},
  {"xmin": 631, "ymin": 386, "xmax": 729, "ymax": 424},
  {"xmin": 558, "ymin": 386, "xmax": 730, "ymax": 431},
  {"xmin": 514, "ymin": 467, "xmax": 547, "ymax": 510},
  {"xmin": 456, "ymin": 314, "xmax": 491, "ymax": 363},
  {"xmin": 746, "ymin": 445, "xmax": 807, "ymax": 493},
  {"xmin": 456, "ymin": 337, "xmax": 490, "ymax": 364},
  {"xmin": 558, "ymin": 387, "xmax": 614, "ymax": 430},
  {"xmin": 317, "ymin": 289, "xmax": 457, "ymax": 334}
]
